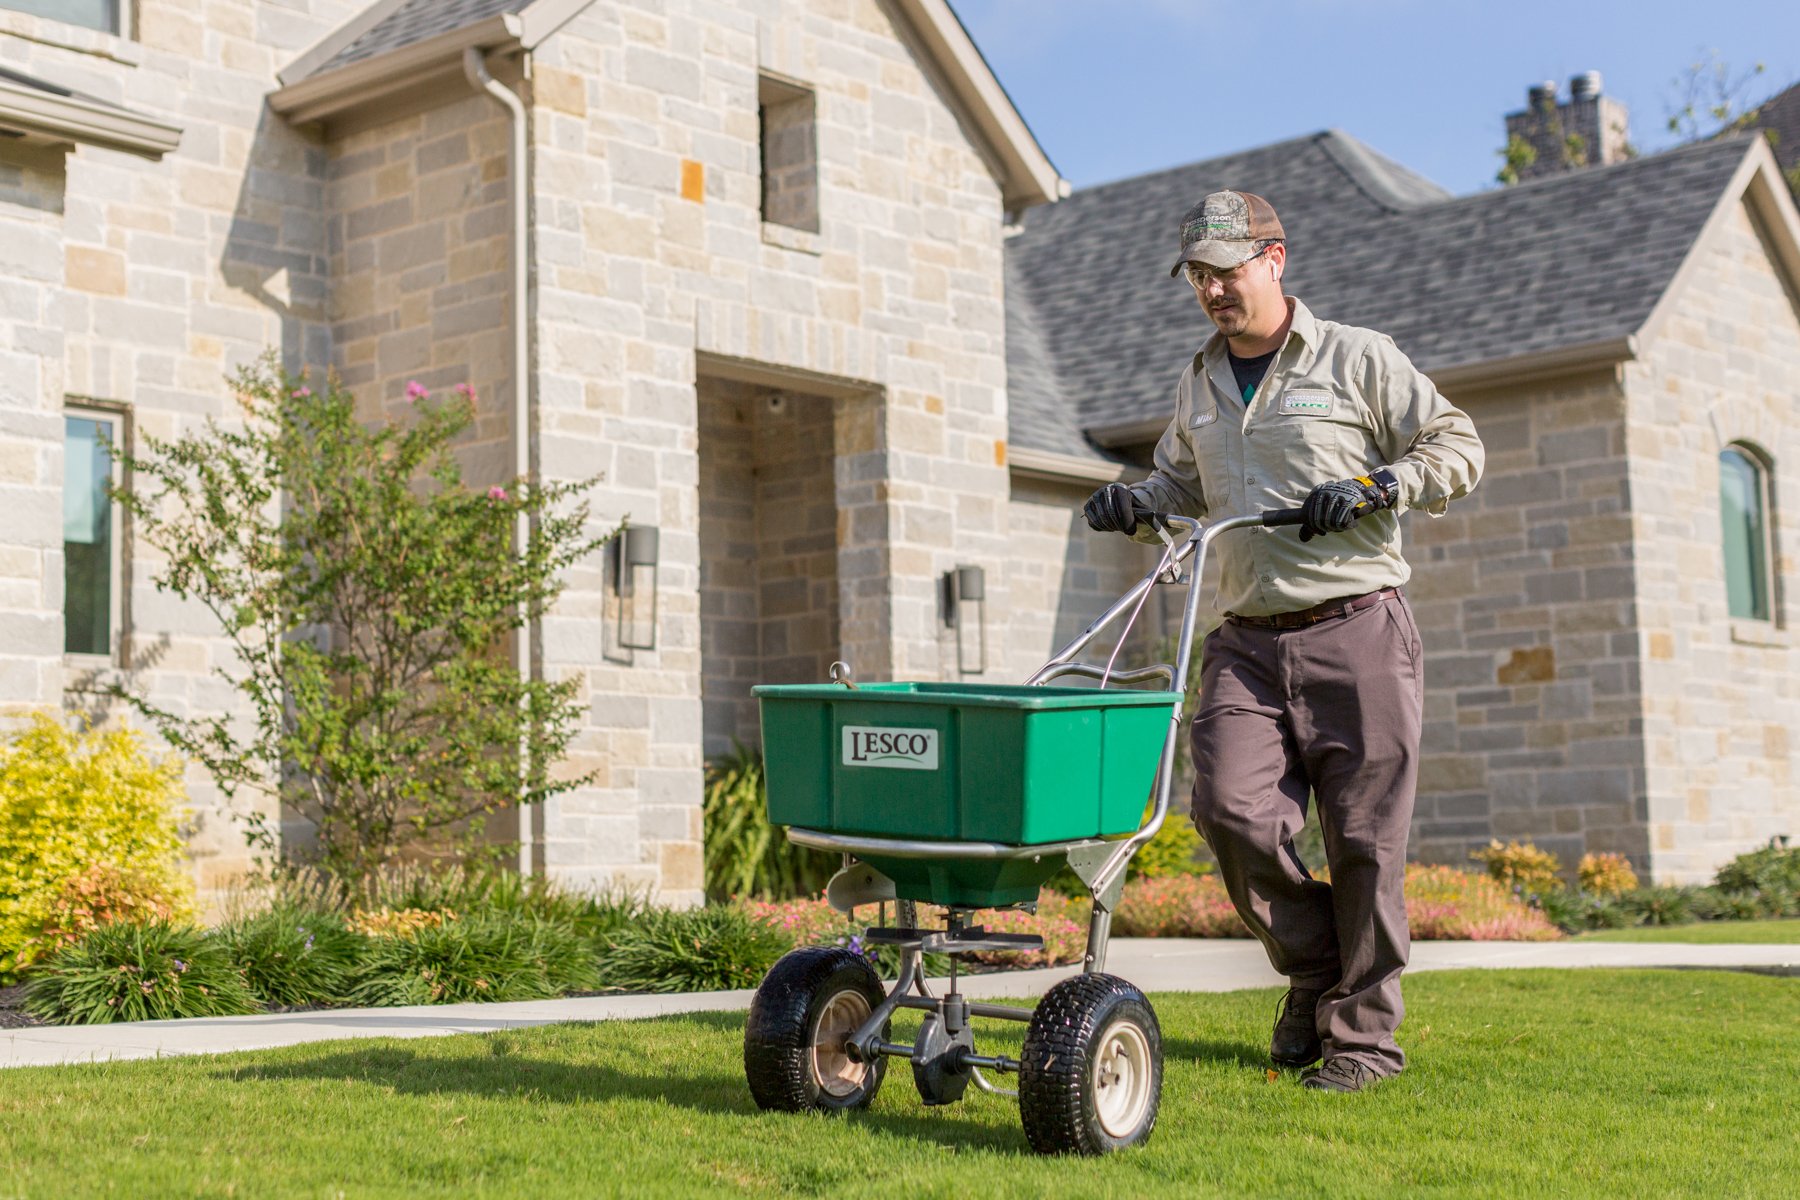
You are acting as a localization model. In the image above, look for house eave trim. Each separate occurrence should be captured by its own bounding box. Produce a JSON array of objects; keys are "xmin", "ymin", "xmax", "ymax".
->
[
  {"xmin": 1008, "ymin": 446, "xmax": 1131, "ymax": 485},
  {"xmin": 0, "ymin": 77, "xmax": 180, "ymax": 158},
  {"xmin": 267, "ymin": 13, "xmax": 524, "ymax": 125},
  {"xmin": 1422, "ymin": 336, "xmax": 1639, "ymax": 391},
  {"xmin": 890, "ymin": 0, "xmax": 1065, "ymax": 209}
]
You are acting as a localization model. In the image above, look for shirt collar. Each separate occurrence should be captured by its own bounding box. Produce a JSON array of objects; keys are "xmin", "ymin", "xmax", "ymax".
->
[{"xmin": 1200, "ymin": 295, "xmax": 1318, "ymax": 366}]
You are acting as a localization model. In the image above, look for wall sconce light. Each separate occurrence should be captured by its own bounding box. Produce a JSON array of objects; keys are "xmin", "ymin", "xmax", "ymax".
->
[
  {"xmin": 614, "ymin": 524, "xmax": 659, "ymax": 651},
  {"xmin": 943, "ymin": 563, "xmax": 986, "ymax": 675}
]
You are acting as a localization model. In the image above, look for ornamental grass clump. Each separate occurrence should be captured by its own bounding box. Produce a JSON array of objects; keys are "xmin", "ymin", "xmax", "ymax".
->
[
  {"xmin": 0, "ymin": 714, "xmax": 195, "ymax": 981},
  {"xmin": 595, "ymin": 906, "xmax": 790, "ymax": 994},
  {"xmin": 702, "ymin": 744, "xmax": 834, "ymax": 903},
  {"xmin": 216, "ymin": 905, "xmax": 363, "ymax": 1009},
  {"xmin": 23, "ymin": 920, "xmax": 257, "ymax": 1024},
  {"xmin": 344, "ymin": 912, "xmax": 598, "ymax": 1006},
  {"xmin": 358, "ymin": 863, "xmax": 646, "ymax": 952}
]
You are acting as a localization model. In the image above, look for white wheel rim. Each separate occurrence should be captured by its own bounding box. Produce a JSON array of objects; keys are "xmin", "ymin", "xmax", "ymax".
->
[
  {"xmin": 1092, "ymin": 1019, "xmax": 1154, "ymax": 1138},
  {"xmin": 811, "ymin": 989, "xmax": 872, "ymax": 1098}
]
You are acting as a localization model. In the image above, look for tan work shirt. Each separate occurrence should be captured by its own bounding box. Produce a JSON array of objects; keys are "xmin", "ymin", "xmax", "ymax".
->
[{"xmin": 1133, "ymin": 297, "xmax": 1484, "ymax": 617}]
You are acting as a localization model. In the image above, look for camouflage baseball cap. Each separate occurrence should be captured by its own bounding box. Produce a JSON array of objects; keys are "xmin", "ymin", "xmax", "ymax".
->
[{"xmin": 1168, "ymin": 190, "xmax": 1286, "ymax": 277}]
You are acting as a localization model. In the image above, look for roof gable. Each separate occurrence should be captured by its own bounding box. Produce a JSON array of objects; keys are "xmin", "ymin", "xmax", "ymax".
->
[
  {"xmin": 273, "ymin": 0, "xmax": 1064, "ymax": 208},
  {"xmin": 1006, "ymin": 131, "xmax": 1758, "ymax": 452}
]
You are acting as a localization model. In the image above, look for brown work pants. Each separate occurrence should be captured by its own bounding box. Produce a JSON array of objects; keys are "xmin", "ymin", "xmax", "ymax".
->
[{"xmin": 1189, "ymin": 591, "xmax": 1423, "ymax": 1076}]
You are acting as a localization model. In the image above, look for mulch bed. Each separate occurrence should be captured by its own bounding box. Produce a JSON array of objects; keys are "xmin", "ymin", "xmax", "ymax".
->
[{"xmin": 0, "ymin": 985, "xmax": 44, "ymax": 1028}]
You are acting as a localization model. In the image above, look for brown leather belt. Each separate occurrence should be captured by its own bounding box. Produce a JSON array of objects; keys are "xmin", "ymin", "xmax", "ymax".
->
[{"xmin": 1226, "ymin": 587, "xmax": 1401, "ymax": 631}]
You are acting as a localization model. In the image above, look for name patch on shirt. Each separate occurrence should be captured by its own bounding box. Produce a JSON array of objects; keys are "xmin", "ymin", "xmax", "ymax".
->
[
  {"xmin": 1188, "ymin": 405, "xmax": 1218, "ymax": 429},
  {"xmin": 1279, "ymin": 389, "xmax": 1334, "ymax": 416}
]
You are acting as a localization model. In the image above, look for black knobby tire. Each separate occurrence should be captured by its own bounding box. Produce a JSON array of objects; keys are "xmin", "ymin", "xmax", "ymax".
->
[
  {"xmin": 1018, "ymin": 973, "xmax": 1163, "ymax": 1155},
  {"xmin": 744, "ymin": 946, "xmax": 888, "ymax": 1113}
]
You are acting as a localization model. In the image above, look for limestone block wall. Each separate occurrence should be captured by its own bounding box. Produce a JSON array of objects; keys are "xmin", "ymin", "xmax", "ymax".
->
[
  {"xmin": 0, "ymin": 146, "xmax": 68, "ymax": 718},
  {"xmin": 999, "ymin": 476, "xmax": 1162, "ymax": 683},
  {"xmin": 1624, "ymin": 197, "xmax": 1800, "ymax": 881},
  {"xmin": 528, "ymin": 0, "xmax": 1014, "ymax": 900},
  {"xmin": 1404, "ymin": 374, "xmax": 1650, "ymax": 874},
  {"xmin": 324, "ymin": 94, "xmax": 514, "ymax": 480},
  {"xmin": 0, "ymin": 1, "xmax": 366, "ymax": 902}
]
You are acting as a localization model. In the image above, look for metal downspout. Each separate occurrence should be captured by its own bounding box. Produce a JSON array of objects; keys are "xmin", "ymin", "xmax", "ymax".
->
[{"xmin": 463, "ymin": 48, "xmax": 534, "ymax": 876}]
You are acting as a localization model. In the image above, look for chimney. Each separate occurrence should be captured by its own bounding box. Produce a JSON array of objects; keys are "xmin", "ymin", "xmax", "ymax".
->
[{"xmin": 1503, "ymin": 72, "xmax": 1630, "ymax": 181}]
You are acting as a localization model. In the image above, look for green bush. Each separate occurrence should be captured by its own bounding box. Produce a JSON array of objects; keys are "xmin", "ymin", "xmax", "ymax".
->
[
  {"xmin": 23, "ymin": 920, "xmax": 257, "ymax": 1024},
  {"xmin": 702, "ymin": 744, "xmax": 834, "ymax": 902},
  {"xmin": 216, "ymin": 905, "xmax": 363, "ymax": 1009},
  {"xmin": 343, "ymin": 912, "xmax": 599, "ymax": 1006},
  {"xmin": 1713, "ymin": 841, "xmax": 1800, "ymax": 901},
  {"xmin": 1619, "ymin": 886, "xmax": 1702, "ymax": 927},
  {"xmin": 0, "ymin": 714, "xmax": 196, "ymax": 980},
  {"xmin": 595, "ymin": 906, "xmax": 789, "ymax": 994},
  {"xmin": 1692, "ymin": 888, "xmax": 1764, "ymax": 922}
]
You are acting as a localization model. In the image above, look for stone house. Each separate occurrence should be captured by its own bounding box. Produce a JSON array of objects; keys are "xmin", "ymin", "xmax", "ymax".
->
[
  {"xmin": 0, "ymin": 0, "xmax": 1064, "ymax": 905},
  {"xmin": 1007, "ymin": 115, "xmax": 1800, "ymax": 883},
  {"xmin": 3, "ymin": 4, "xmax": 1795, "ymax": 903}
]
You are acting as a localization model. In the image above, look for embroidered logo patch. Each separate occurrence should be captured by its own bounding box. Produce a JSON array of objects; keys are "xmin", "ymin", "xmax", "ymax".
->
[
  {"xmin": 1279, "ymin": 389, "xmax": 1334, "ymax": 416},
  {"xmin": 1189, "ymin": 405, "xmax": 1218, "ymax": 429}
]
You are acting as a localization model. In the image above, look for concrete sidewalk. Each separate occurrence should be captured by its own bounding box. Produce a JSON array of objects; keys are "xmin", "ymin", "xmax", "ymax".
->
[{"xmin": 2, "ymin": 938, "xmax": 1792, "ymax": 1070}]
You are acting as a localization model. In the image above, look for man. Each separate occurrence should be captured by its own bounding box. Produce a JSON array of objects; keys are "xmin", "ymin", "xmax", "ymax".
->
[{"xmin": 1083, "ymin": 191, "xmax": 1483, "ymax": 1092}]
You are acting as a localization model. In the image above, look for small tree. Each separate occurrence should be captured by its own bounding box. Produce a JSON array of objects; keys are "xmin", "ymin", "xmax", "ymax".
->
[
  {"xmin": 110, "ymin": 356, "xmax": 611, "ymax": 883},
  {"xmin": 1665, "ymin": 52, "xmax": 1767, "ymax": 143}
]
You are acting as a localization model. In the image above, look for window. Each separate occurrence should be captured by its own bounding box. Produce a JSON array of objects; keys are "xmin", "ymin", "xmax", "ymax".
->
[
  {"xmin": 759, "ymin": 74, "xmax": 818, "ymax": 233},
  {"xmin": 1719, "ymin": 444, "xmax": 1774, "ymax": 623},
  {"xmin": 0, "ymin": 1, "xmax": 123, "ymax": 35},
  {"xmin": 64, "ymin": 408, "xmax": 123, "ymax": 657}
]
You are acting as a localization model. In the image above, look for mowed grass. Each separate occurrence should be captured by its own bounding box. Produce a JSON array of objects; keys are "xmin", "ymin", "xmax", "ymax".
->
[
  {"xmin": 1, "ymin": 970, "xmax": 1795, "ymax": 1199},
  {"xmin": 1577, "ymin": 918, "xmax": 1800, "ymax": 944}
]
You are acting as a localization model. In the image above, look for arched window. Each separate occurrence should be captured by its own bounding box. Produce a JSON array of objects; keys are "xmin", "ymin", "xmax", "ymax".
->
[{"xmin": 1719, "ymin": 444, "xmax": 1773, "ymax": 622}]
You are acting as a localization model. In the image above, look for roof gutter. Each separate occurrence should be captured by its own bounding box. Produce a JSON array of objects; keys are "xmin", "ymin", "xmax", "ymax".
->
[
  {"xmin": 0, "ymin": 74, "xmax": 180, "ymax": 158},
  {"xmin": 269, "ymin": 14, "xmax": 523, "ymax": 125},
  {"xmin": 1421, "ymin": 335, "xmax": 1638, "ymax": 392},
  {"xmin": 1008, "ymin": 446, "xmax": 1132, "ymax": 486},
  {"xmin": 463, "ymin": 47, "xmax": 536, "ymax": 877}
]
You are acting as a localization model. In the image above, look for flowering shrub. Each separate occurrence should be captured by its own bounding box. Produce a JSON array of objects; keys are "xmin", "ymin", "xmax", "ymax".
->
[
  {"xmin": 0, "ymin": 714, "xmax": 195, "ymax": 981},
  {"xmin": 1114, "ymin": 874, "xmax": 1251, "ymax": 938},
  {"xmin": 1402, "ymin": 864, "xmax": 1561, "ymax": 940},
  {"xmin": 1469, "ymin": 840, "xmax": 1564, "ymax": 896},
  {"xmin": 1578, "ymin": 852, "xmax": 1639, "ymax": 897}
]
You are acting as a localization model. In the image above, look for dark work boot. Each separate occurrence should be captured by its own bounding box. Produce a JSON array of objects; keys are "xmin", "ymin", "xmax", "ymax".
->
[
  {"xmin": 1270, "ymin": 986, "xmax": 1323, "ymax": 1068},
  {"xmin": 1300, "ymin": 1057, "xmax": 1380, "ymax": 1093}
]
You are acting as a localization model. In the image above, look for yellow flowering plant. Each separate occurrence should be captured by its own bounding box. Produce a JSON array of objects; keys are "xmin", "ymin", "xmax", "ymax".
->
[{"xmin": 0, "ymin": 714, "xmax": 195, "ymax": 981}]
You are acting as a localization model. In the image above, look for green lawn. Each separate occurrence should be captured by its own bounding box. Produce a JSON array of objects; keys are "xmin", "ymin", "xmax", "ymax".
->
[
  {"xmin": 1, "ymin": 969, "xmax": 1795, "ymax": 1199},
  {"xmin": 1577, "ymin": 918, "xmax": 1800, "ymax": 944}
]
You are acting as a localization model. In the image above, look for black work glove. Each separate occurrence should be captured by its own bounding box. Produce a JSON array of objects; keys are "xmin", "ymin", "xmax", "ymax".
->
[
  {"xmin": 1083, "ymin": 483, "xmax": 1144, "ymax": 535},
  {"xmin": 1298, "ymin": 471, "xmax": 1399, "ymax": 542}
]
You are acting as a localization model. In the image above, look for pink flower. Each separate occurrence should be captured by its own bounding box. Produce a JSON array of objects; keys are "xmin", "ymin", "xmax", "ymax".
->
[
  {"xmin": 405, "ymin": 380, "xmax": 430, "ymax": 401},
  {"xmin": 487, "ymin": 486, "xmax": 508, "ymax": 501},
  {"xmin": 454, "ymin": 383, "xmax": 477, "ymax": 400},
  {"xmin": 291, "ymin": 386, "xmax": 312, "ymax": 398}
]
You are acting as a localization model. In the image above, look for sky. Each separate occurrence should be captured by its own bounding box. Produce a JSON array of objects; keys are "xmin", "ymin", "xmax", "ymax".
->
[{"xmin": 948, "ymin": 0, "xmax": 1800, "ymax": 197}]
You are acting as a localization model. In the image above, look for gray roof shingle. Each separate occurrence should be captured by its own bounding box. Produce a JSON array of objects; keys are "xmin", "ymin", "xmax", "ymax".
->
[
  {"xmin": 314, "ymin": 0, "xmax": 534, "ymax": 75},
  {"xmin": 1007, "ymin": 130, "xmax": 1754, "ymax": 445}
]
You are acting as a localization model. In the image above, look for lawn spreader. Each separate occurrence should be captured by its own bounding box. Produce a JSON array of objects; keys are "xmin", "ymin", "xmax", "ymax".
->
[{"xmin": 743, "ymin": 507, "xmax": 1304, "ymax": 1154}]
